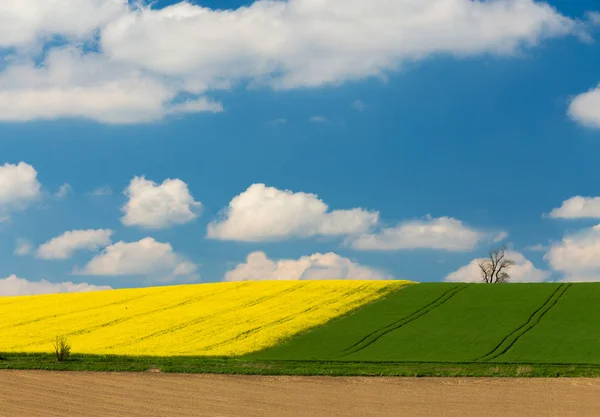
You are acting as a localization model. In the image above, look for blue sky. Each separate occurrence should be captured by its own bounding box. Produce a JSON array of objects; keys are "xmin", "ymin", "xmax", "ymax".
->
[{"xmin": 1, "ymin": 0, "xmax": 600, "ymax": 294}]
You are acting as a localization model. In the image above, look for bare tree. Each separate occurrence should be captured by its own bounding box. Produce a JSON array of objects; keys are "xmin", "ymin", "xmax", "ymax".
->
[{"xmin": 478, "ymin": 246, "xmax": 515, "ymax": 283}]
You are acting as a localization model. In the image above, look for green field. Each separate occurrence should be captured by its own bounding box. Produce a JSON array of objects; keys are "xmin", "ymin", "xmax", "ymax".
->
[
  {"xmin": 2, "ymin": 282, "xmax": 600, "ymax": 376},
  {"xmin": 252, "ymin": 282, "xmax": 599, "ymax": 365}
]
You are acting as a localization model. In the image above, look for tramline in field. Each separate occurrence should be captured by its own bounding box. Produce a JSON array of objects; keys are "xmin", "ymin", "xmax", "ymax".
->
[
  {"xmin": 255, "ymin": 282, "xmax": 600, "ymax": 364},
  {"xmin": 0, "ymin": 280, "xmax": 409, "ymax": 356}
]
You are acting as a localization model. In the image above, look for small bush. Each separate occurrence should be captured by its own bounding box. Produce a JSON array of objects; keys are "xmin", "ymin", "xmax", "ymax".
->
[{"xmin": 53, "ymin": 335, "xmax": 71, "ymax": 362}]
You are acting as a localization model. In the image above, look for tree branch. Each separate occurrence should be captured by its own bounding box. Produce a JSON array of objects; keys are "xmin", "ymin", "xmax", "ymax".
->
[{"xmin": 480, "ymin": 246, "xmax": 514, "ymax": 283}]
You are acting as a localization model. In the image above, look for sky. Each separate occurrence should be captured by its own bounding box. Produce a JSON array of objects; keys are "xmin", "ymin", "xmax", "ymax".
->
[{"xmin": 1, "ymin": 0, "xmax": 600, "ymax": 295}]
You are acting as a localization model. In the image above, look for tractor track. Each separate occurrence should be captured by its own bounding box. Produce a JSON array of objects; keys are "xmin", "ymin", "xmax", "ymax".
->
[
  {"xmin": 476, "ymin": 283, "xmax": 571, "ymax": 362},
  {"xmin": 342, "ymin": 284, "xmax": 468, "ymax": 357}
]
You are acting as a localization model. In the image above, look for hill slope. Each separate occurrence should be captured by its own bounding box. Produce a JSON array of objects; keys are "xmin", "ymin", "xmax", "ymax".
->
[
  {"xmin": 3, "ymin": 281, "xmax": 600, "ymax": 373},
  {"xmin": 253, "ymin": 282, "xmax": 600, "ymax": 364},
  {"xmin": 0, "ymin": 280, "xmax": 409, "ymax": 356}
]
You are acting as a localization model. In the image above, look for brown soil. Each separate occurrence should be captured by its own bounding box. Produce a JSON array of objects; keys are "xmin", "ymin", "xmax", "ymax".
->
[{"xmin": 1, "ymin": 371, "xmax": 599, "ymax": 417}]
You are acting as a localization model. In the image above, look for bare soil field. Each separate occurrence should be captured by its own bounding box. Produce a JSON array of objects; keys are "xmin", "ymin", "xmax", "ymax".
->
[{"xmin": 1, "ymin": 371, "xmax": 599, "ymax": 417}]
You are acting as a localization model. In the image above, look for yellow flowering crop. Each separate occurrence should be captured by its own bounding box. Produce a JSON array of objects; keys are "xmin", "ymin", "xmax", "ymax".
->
[{"xmin": 0, "ymin": 280, "xmax": 411, "ymax": 356}]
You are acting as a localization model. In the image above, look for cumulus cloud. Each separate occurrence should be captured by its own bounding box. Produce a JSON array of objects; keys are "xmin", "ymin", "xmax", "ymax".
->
[
  {"xmin": 14, "ymin": 239, "xmax": 33, "ymax": 256},
  {"xmin": 36, "ymin": 229, "xmax": 113, "ymax": 260},
  {"xmin": 0, "ymin": 161, "xmax": 41, "ymax": 205},
  {"xmin": 445, "ymin": 251, "xmax": 550, "ymax": 283},
  {"xmin": 0, "ymin": 48, "xmax": 223, "ymax": 124},
  {"xmin": 544, "ymin": 224, "xmax": 600, "ymax": 282},
  {"xmin": 0, "ymin": 162, "xmax": 41, "ymax": 218},
  {"xmin": 102, "ymin": 0, "xmax": 576, "ymax": 90},
  {"xmin": 0, "ymin": 0, "xmax": 584, "ymax": 123},
  {"xmin": 0, "ymin": 274, "xmax": 111, "ymax": 296},
  {"xmin": 225, "ymin": 251, "xmax": 391, "ymax": 282},
  {"xmin": 165, "ymin": 97, "xmax": 224, "ymax": 114},
  {"xmin": 121, "ymin": 176, "xmax": 202, "ymax": 229},
  {"xmin": 547, "ymin": 195, "xmax": 600, "ymax": 218},
  {"xmin": 75, "ymin": 237, "xmax": 199, "ymax": 283},
  {"xmin": 350, "ymin": 215, "xmax": 498, "ymax": 252},
  {"xmin": 568, "ymin": 85, "xmax": 600, "ymax": 129},
  {"xmin": 207, "ymin": 183, "xmax": 378, "ymax": 241},
  {"xmin": 0, "ymin": 0, "xmax": 126, "ymax": 48}
]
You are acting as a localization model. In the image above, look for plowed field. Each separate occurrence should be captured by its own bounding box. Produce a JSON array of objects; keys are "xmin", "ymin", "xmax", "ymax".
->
[{"xmin": 0, "ymin": 371, "xmax": 598, "ymax": 417}]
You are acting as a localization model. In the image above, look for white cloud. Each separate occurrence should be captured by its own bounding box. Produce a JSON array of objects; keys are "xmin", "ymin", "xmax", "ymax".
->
[
  {"xmin": 445, "ymin": 250, "xmax": 550, "ymax": 283},
  {"xmin": 225, "ymin": 251, "xmax": 391, "ymax": 282},
  {"xmin": 55, "ymin": 183, "xmax": 73, "ymax": 198},
  {"xmin": 36, "ymin": 229, "xmax": 113, "ymax": 260},
  {"xmin": 547, "ymin": 195, "xmax": 600, "ymax": 219},
  {"xmin": 0, "ymin": 274, "xmax": 111, "ymax": 296},
  {"xmin": 350, "ymin": 215, "xmax": 497, "ymax": 251},
  {"xmin": 102, "ymin": 0, "xmax": 576, "ymax": 91},
  {"xmin": 0, "ymin": 162, "xmax": 41, "ymax": 218},
  {"xmin": 0, "ymin": 161, "xmax": 41, "ymax": 204},
  {"xmin": 0, "ymin": 0, "xmax": 126, "ymax": 48},
  {"xmin": 88, "ymin": 186, "xmax": 112, "ymax": 196},
  {"xmin": 14, "ymin": 239, "xmax": 33, "ymax": 256},
  {"xmin": 309, "ymin": 115, "xmax": 327, "ymax": 123},
  {"xmin": 166, "ymin": 97, "xmax": 224, "ymax": 114},
  {"xmin": 76, "ymin": 237, "xmax": 199, "ymax": 283},
  {"xmin": 0, "ymin": 48, "xmax": 222, "ymax": 124},
  {"xmin": 544, "ymin": 224, "xmax": 600, "ymax": 282},
  {"xmin": 351, "ymin": 100, "xmax": 366, "ymax": 112},
  {"xmin": 0, "ymin": 0, "xmax": 583, "ymax": 123},
  {"xmin": 121, "ymin": 176, "xmax": 202, "ymax": 229},
  {"xmin": 568, "ymin": 84, "xmax": 600, "ymax": 129},
  {"xmin": 207, "ymin": 183, "xmax": 378, "ymax": 241}
]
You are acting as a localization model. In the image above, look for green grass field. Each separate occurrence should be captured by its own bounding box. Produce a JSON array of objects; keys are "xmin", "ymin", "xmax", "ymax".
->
[
  {"xmin": 252, "ymin": 282, "xmax": 599, "ymax": 365},
  {"xmin": 2, "ymin": 282, "xmax": 600, "ymax": 376},
  {"xmin": 498, "ymin": 283, "xmax": 600, "ymax": 364}
]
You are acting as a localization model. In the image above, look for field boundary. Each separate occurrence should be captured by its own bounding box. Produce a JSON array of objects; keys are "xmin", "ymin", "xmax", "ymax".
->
[
  {"xmin": 2, "ymin": 352, "xmax": 600, "ymax": 377},
  {"xmin": 104, "ymin": 282, "xmax": 315, "ymax": 351},
  {"xmin": 342, "ymin": 284, "xmax": 468, "ymax": 356},
  {"xmin": 476, "ymin": 283, "xmax": 572, "ymax": 362},
  {"xmin": 4, "ymin": 352, "xmax": 600, "ymax": 367},
  {"xmin": 194, "ymin": 284, "xmax": 379, "ymax": 354}
]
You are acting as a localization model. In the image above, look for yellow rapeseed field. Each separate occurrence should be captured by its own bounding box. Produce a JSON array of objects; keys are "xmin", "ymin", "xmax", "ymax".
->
[{"xmin": 0, "ymin": 280, "xmax": 411, "ymax": 356}]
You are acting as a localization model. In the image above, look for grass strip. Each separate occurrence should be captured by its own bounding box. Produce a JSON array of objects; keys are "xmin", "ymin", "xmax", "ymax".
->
[{"xmin": 1, "ymin": 352, "xmax": 600, "ymax": 377}]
